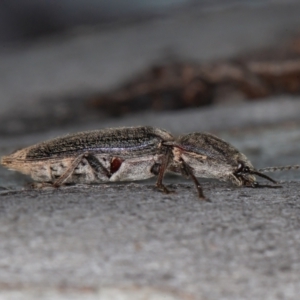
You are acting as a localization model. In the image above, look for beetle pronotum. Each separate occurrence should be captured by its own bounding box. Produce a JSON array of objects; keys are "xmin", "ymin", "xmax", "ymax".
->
[
  {"xmin": 1, "ymin": 126, "xmax": 280, "ymax": 199},
  {"xmin": 163, "ymin": 132, "xmax": 279, "ymax": 198}
]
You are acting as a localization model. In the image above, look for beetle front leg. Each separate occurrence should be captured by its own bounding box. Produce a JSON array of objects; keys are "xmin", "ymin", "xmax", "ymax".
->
[{"xmin": 180, "ymin": 158, "xmax": 207, "ymax": 200}]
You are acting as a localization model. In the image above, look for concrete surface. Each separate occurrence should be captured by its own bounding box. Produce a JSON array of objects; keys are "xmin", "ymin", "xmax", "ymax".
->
[
  {"xmin": 1, "ymin": 2, "xmax": 300, "ymax": 300},
  {"xmin": 1, "ymin": 179, "xmax": 300, "ymax": 300},
  {"xmin": 1, "ymin": 101, "xmax": 300, "ymax": 300}
]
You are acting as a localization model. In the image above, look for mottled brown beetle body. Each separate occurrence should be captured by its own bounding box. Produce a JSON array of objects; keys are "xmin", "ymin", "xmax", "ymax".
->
[
  {"xmin": 164, "ymin": 132, "xmax": 278, "ymax": 198},
  {"xmin": 1, "ymin": 127, "xmax": 279, "ymax": 199},
  {"xmin": 1, "ymin": 126, "xmax": 174, "ymax": 188}
]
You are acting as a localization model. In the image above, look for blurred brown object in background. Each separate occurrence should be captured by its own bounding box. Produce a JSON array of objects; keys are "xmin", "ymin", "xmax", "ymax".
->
[
  {"xmin": 88, "ymin": 63, "xmax": 214, "ymax": 117},
  {"xmin": 88, "ymin": 34, "xmax": 300, "ymax": 117}
]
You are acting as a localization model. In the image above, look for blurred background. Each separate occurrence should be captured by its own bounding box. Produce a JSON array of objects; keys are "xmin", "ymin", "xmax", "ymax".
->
[
  {"xmin": 1, "ymin": 0, "xmax": 300, "ymax": 185},
  {"xmin": 1, "ymin": 0, "xmax": 300, "ymax": 136},
  {"xmin": 1, "ymin": 0, "xmax": 293, "ymax": 45}
]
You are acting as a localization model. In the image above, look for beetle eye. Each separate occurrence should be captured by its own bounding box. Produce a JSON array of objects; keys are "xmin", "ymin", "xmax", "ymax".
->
[
  {"xmin": 236, "ymin": 162, "xmax": 250, "ymax": 173},
  {"xmin": 243, "ymin": 166, "xmax": 250, "ymax": 173}
]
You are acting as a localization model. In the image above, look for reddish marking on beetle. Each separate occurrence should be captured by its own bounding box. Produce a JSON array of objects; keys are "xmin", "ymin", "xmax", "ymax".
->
[{"xmin": 110, "ymin": 157, "xmax": 123, "ymax": 174}]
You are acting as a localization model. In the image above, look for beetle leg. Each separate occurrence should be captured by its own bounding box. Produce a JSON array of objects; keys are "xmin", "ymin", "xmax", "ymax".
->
[
  {"xmin": 27, "ymin": 182, "xmax": 54, "ymax": 189},
  {"xmin": 180, "ymin": 158, "xmax": 207, "ymax": 200},
  {"xmin": 84, "ymin": 154, "xmax": 111, "ymax": 178},
  {"xmin": 53, "ymin": 154, "xmax": 86, "ymax": 187},
  {"xmin": 156, "ymin": 151, "xmax": 172, "ymax": 194}
]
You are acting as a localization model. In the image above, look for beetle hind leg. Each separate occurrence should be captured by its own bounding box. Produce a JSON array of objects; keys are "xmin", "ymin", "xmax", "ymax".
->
[
  {"xmin": 53, "ymin": 154, "xmax": 86, "ymax": 187},
  {"xmin": 51, "ymin": 153, "xmax": 112, "ymax": 187},
  {"xmin": 84, "ymin": 154, "xmax": 111, "ymax": 179}
]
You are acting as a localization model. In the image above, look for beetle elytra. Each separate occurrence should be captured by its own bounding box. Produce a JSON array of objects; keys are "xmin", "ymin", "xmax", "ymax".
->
[{"xmin": 1, "ymin": 126, "xmax": 174, "ymax": 193}]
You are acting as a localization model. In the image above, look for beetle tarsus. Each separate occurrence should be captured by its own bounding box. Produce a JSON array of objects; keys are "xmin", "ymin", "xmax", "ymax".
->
[
  {"xmin": 156, "ymin": 183, "xmax": 173, "ymax": 194},
  {"xmin": 27, "ymin": 182, "xmax": 54, "ymax": 189}
]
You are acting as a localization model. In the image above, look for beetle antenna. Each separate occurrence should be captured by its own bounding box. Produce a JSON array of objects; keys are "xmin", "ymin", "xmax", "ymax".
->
[
  {"xmin": 258, "ymin": 165, "xmax": 300, "ymax": 173},
  {"xmin": 249, "ymin": 170, "xmax": 278, "ymax": 184}
]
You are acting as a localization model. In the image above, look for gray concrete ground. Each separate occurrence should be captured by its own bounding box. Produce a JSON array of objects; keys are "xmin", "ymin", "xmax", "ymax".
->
[
  {"xmin": 1, "ymin": 100, "xmax": 300, "ymax": 300},
  {"xmin": 1, "ymin": 180, "xmax": 300, "ymax": 300},
  {"xmin": 1, "ymin": 2, "xmax": 300, "ymax": 300}
]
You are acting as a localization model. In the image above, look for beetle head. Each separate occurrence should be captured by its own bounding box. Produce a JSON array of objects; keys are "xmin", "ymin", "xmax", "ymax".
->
[{"xmin": 234, "ymin": 161, "xmax": 278, "ymax": 187}]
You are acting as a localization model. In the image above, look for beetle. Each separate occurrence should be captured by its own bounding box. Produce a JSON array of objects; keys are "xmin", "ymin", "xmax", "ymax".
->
[
  {"xmin": 1, "ymin": 127, "xmax": 279, "ymax": 200},
  {"xmin": 163, "ymin": 132, "xmax": 279, "ymax": 199},
  {"xmin": 1, "ymin": 126, "xmax": 174, "ymax": 192}
]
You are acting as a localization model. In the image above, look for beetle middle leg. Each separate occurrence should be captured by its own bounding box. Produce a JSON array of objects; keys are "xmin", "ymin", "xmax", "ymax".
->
[{"xmin": 155, "ymin": 151, "xmax": 173, "ymax": 194}]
